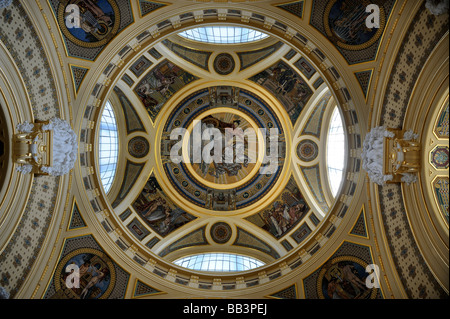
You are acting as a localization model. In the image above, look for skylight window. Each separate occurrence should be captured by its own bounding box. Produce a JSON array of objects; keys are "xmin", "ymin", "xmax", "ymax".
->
[
  {"xmin": 326, "ymin": 107, "xmax": 346, "ymax": 197},
  {"xmin": 99, "ymin": 101, "xmax": 118, "ymax": 194},
  {"xmin": 178, "ymin": 26, "xmax": 269, "ymax": 44},
  {"xmin": 174, "ymin": 253, "xmax": 265, "ymax": 272}
]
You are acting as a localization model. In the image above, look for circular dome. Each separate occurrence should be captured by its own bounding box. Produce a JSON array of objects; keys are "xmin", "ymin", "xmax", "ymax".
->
[{"xmin": 84, "ymin": 20, "xmax": 356, "ymax": 291}]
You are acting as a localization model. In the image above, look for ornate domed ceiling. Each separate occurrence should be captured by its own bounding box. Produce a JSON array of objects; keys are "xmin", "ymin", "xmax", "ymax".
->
[
  {"xmin": 0, "ymin": 0, "xmax": 448, "ymax": 302},
  {"xmin": 85, "ymin": 27, "xmax": 356, "ymax": 272}
]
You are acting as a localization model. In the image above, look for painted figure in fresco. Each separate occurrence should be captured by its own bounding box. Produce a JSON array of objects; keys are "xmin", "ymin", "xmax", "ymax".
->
[
  {"xmin": 79, "ymin": 0, "xmax": 113, "ymax": 26},
  {"xmin": 135, "ymin": 179, "xmax": 160, "ymax": 208},
  {"xmin": 249, "ymin": 61, "xmax": 312, "ymax": 125},
  {"xmin": 292, "ymin": 82, "xmax": 309, "ymax": 101},
  {"xmin": 136, "ymin": 83, "xmax": 159, "ymax": 113},
  {"xmin": 272, "ymin": 66, "xmax": 293, "ymax": 95},
  {"xmin": 270, "ymin": 64, "xmax": 300, "ymax": 97},
  {"xmin": 79, "ymin": 260, "xmax": 91, "ymax": 277},
  {"xmin": 136, "ymin": 67, "xmax": 177, "ymax": 99},
  {"xmin": 79, "ymin": 267, "xmax": 109, "ymax": 299},
  {"xmin": 135, "ymin": 62, "xmax": 182, "ymax": 119},
  {"xmin": 342, "ymin": 264, "xmax": 368, "ymax": 292},
  {"xmin": 137, "ymin": 198, "xmax": 166, "ymax": 218},
  {"xmin": 158, "ymin": 207, "xmax": 193, "ymax": 235},
  {"xmin": 59, "ymin": 253, "xmax": 111, "ymax": 299},
  {"xmin": 323, "ymin": 261, "xmax": 372, "ymax": 299},
  {"xmin": 255, "ymin": 179, "xmax": 309, "ymax": 238},
  {"xmin": 133, "ymin": 177, "xmax": 195, "ymax": 236},
  {"xmin": 329, "ymin": 0, "xmax": 374, "ymax": 45},
  {"xmin": 152, "ymin": 68, "xmax": 177, "ymax": 96},
  {"xmin": 327, "ymin": 278, "xmax": 349, "ymax": 299},
  {"xmin": 74, "ymin": 0, "xmax": 114, "ymax": 39},
  {"xmin": 141, "ymin": 200, "xmax": 193, "ymax": 236},
  {"xmin": 135, "ymin": 60, "xmax": 197, "ymax": 122},
  {"xmin": 287, "ymin": 202, "xmax": 307, "ymax": 226},
  {"xmin": 269, "ymin": 63, "xmax": 312, "ymax": 114},
  {"xmin": 199, "ymin": 115, "xmax": 250, "ymax": 178},
  {"xmin": 264, "ymin": 200, "xmax": 307, "ymax": 237}
]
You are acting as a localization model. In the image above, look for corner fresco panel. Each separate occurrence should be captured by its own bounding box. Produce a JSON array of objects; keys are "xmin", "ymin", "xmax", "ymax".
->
[
  {"xmin": 249, "ymin": 61, "xmax": 313, "ymax": 126},
  {"xmin": 134, "ymin": 60, "xmax": 198, "ymax": 122},
  {"xmin": 245, "ymin": 176, "xmax": 309, "ymax": 239},
  {"xmin": 132, "ymin": 174, "xmax": 197, "ymax": 237}
]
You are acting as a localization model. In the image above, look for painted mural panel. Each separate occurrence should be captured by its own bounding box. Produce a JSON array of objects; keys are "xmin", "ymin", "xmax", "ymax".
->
[
  {"xmin": 49, "ymin": 0, "xmax": 134, "ymax": 60},
  {"xmin": 127, "ymin": 217, "xmax": 150, "ymax": 241},
  {"xmin": 132, "ymin": 174, "xmax": 196, "ymax": 237},
  {"xmin": 318, "ymin": 257, "xmax": 378, "ymax": 299},
  {"xmin": 62, "ymin": 0, "xmax": 119, "ymax": 45},
  {"xmin": 249, "ymin": 61, "xmax": 313, "ymax": 126},
  {"xmin": 44, "ymin": 236, "xmax": 130, "ymax": 299},
  {"xmin": 49, "ymin": 248, "xmax": 116, "ymax": 299},
  {"xmin": 245, "ymin": 176, "xmax": 309, "ymax": 239},
  {"xmin": 310, "ymin": 0, "xmax": 396, "ymax": 64},
  {"xmin": 326, "ymin": 0, "xmax": 383, "ymax": 48},
  {"xmin": 135, "ymin": 60, "xmax": 198, "ymax": 122},
  {"xmin": 303, "ymin": 242, "xmax": 381, "ymax": 299}
]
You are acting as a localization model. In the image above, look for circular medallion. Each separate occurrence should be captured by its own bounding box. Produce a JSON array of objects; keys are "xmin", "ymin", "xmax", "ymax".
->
[
  {"xmin": 324, "ymin": 0, "xmax": 386, "ymax": 51},
  {"xmin": 128, "ymin": 136, "xmax": 150, "ymax": 158},
  {"xmin": 58, "ymin": 0, "xmax": 121, "ymax": 48},
  {"xmin": 317, "ymin": 256, "xmax": 378, "ymax": 299},
  {"xmin": 297, "ymin": 139, "xmax": 318, "ymax": 162},
  {"xmin": 213, "ymin": 53, "xmax": 235, "ymax": 75},
  {"xmin": 210, "ymin": 222, "xmax": 232, "ymax": 244},
  {"xmin": 431, "ymin": 146, "xmax": 449, "ymax": 169},
  {"xmin": 54, "ymin": 248, "xmax": 116, "ymax": 299}
]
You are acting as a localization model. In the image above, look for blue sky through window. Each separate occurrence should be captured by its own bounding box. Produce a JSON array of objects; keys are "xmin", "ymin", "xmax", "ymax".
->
[
  {"xmin": 99, "ymin": 101, "xmax": 118, "ymax": 194},
  {"xmin": 326, "ymin": 106, "xmax": 345, "ymax": 197},
  {"xmin": 174, "ymin": 253, "xmax": 264, "ymax": 272},
  {"xmin": 178, "ymin": 26, "xmax": 269, "ymax": 44}
]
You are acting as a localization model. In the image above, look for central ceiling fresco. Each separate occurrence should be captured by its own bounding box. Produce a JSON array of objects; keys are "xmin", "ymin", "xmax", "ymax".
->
[{"xmin": 160, "ymin": 85, "xmax": 287, "ymax": 213}]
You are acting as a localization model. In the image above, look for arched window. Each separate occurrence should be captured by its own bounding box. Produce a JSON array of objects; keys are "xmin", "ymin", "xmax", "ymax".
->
[
  {"xmin": 98, "ymin": 101, "xmax": 118, "ymax": 194},
  {"xmin": 174, "ymin": 253, "xmax": 265, "ymax": 272},
  {"xmin": 178, "ymin": 26, "xmax": 269, "ymax": 44},
  {"xmin": 326, "ymin": 106, "xmax": 345, "ymax": 197}
]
